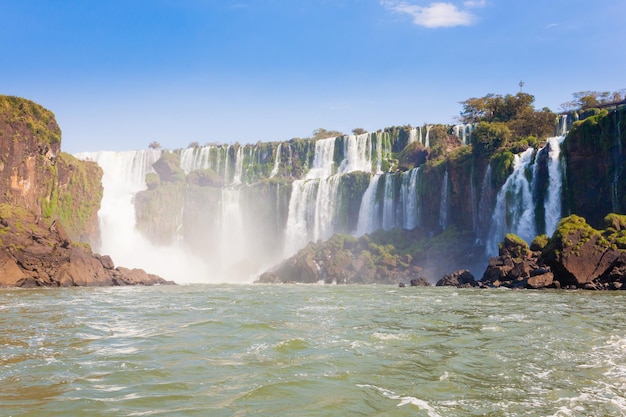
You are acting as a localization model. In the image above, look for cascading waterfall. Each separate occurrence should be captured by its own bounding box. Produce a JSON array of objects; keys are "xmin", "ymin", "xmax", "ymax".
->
[
  {"xmin": 270, "ymin": 143, "xmax": 282, "ymax": 178},
  {"xmin": 486, "ymin": 148, "xmax": 536, "ymax": 256},
  {"xmin": 476, "ymin": 164, "xmax": 493, "ymax": 245},
  {"xmin": 284, "ymin": 133, "xmax": 376, "ymax": 253},
  {"xmin": 284, "ymin": 138, "xmax": 338, "ymax": 254},
  {"xmin": 340, "ymin": 134, "xmax": 372, "ymax": 173},
  {"xmin": 409, "ymin": 128, "xmax": 418, "ymax": 144},
  {"xmin": 223, "ymin": 145, "xmax": 231, "ymax": 183},
  {"xmin": 219, "ymin": 188, "xmax": 245, "ymax": 274},
  {"xmin": 233, "ymin": 146, "xmax": 244, "ymax": 184},
  {"xmin": 74, "ymin": 150, "xmax": 209, "ymax": 282},
  {"xmin": 382, "ymin": 174, "xmax": 395, "ymax": 231},
  {"xmin": 424, "ymin": 125, "xmax": 432, "ymax": 148},
  {"xmin": 453, "ymin": 124, "xmax": 472, "ymax": 145},
  {"xmin": 399, "ymin": 168, "xmax": 420, "ymax": 230},
  {"xmin": 544, "ymin": 136, "xmax": 566, "ymax": 235},
  {"xmin": 439, "ymin": 170, "xmax": 449, "ymax": 230},
  {"xmin": 180, "ymin": 146, "xmax": 212, "ymax": 174},
  {"xmin": 486, "ymin": 131, "xmax": 567, "ymax": 256},
  {"xmin": 356, "ymin": 174, "xmax": 382, "ymax": 236}
]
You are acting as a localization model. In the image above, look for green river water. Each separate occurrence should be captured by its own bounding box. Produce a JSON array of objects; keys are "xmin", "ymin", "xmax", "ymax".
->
[{"xmin": 1, "ymin": 285, "xmax": 625, "ymax": 416}]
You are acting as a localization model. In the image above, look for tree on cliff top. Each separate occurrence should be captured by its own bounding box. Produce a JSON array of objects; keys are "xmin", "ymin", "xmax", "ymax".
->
[
  {"xmin": 560, "ymin": 89, "xmax": 626, "ymax": 111},
  {"xmin": 312, "ymin": 128, "xmax": 343, "ymax": 140}
]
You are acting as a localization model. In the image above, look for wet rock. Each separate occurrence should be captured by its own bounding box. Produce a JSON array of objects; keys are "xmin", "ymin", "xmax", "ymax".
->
[{"xmin": 437, "ymin": 270, "xmax": 475, "ymax": 287}]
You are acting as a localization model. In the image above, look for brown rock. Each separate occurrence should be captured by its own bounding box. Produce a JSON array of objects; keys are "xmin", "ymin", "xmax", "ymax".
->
[
  {"xmin": 526, "ymin": 272, "xmax": 554, "ymax": 289},
  {"xmin": 0, "ymin": 250, "xmax": 28, "ymax": 286},
  {"xmin": 437, "ymin": 269, "xmax": 475, "ymax": 287}
]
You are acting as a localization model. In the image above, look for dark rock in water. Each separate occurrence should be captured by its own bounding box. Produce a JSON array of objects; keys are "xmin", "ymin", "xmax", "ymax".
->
[
  {"xmin": 410, "ymin": 277, "xmax": 431, "ymax": 287},
  {"xmin": 526, "ymin": 272, "xmax": 554, "ymax": 289},
  {"xmin": 398, "ymin": 282, "xmax": 406, "ymax": 287},
  {"xmin": 481, "ymin": 233, "xmax": 552, "ymax": 289},
  {"xmin": 437, "ymin": 270, "xmax": 475, "ymax": 287}
]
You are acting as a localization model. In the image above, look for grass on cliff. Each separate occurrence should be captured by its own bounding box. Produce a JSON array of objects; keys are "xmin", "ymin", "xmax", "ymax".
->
[{"xmin": 0, "ymin": 95, "xmax": 61, "ymax": 146}]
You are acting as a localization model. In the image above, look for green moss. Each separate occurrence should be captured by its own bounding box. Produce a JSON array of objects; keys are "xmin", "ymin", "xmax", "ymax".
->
[
  {"xmin": 530, "ymin": 234, "xmax": 549, "ymax": 251},
  {"xmin": 40, "ymin": 153, "xmax": 103, "ymax": 242},
  {"xmin": 0, "ymin": 95, "xmax": 61, "ymax": 146},
  {"xmin": 604, "ymin": 213, "xmax": 626, "ymax": 231},
  {"xmin": 489, "ymin": 150, "xmax": 515, "ymax": 188}
]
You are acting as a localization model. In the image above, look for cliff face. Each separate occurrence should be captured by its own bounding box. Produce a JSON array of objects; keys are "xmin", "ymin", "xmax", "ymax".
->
[
  {"xmin": 0, "ymin": 95, "xmax": 170, "ymax": 287},
  {"xmin": 563, "ymin": 108, "xmax": 626, "ymax": 228},
  {"xmin": 0, "ymin": 95, "xmax": 102, "ymax": 244}
]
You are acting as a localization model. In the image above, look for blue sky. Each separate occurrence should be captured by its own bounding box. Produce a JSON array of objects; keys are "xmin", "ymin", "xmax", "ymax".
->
[{"xmin": 1, "ymin": 0, "xmax": 624, "ymax": 153}]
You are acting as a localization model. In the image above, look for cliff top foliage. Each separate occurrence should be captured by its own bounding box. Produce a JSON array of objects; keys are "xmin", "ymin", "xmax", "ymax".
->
[
  {"xmin": 560, "ymin": 89, "xmax": 626, "ymax": 112},
  {"xmin": 0, "ymin": 95, "xmax": 61, "ymax": 147}
]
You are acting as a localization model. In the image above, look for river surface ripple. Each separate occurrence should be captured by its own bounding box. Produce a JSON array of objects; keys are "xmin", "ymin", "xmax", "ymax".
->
[{"xmin": 1, "ymin": 285, "xmax": 625, "ymax": 416}]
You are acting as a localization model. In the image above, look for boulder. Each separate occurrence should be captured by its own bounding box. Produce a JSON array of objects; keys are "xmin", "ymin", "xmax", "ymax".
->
[
  {"xmin": 410, "ymin": 277, "xmax": 431, "ymax": 287},
  {"xmin": 437, "ymin": 270, "xmax": 475, "ymax": 287},
  {"xmin": 542, "ymin": 215, "xmax": 619, "ymax": 286},
  {"xmin": 0, "ymin": 250, "xmax": 28, "ymax": 287}
]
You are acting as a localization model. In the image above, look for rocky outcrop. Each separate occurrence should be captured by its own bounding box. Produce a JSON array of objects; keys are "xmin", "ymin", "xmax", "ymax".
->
[
  {"xmin": 0, "ymin": 95, "xmax": 102, "ymax": 244},
  {"xmin": 541, "ymin": 214, "xmax": 626, "ymax": 289},
  {"xmin": 258, "ymin": 227, "xmax": 481, "ymax": 285},
  {"xmin": 0, "ymin": 204, "xmax": 172, "ymax": 287},
  {"xmin": 436, "ymin": 269, "xmax": 476, "ymax": 287},
  {"xmin": 479, "ymin": 234, "xmax": 555, "ymax": 289},
  {"xmin": 478, "ymin": 215, "xmax": 626, "ymax": 290}
]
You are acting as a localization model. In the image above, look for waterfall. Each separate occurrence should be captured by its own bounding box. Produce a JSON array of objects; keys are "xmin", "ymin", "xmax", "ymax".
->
[
  {"xmin": 180, "ymin": 146, "xmax": 213, "ymax": 174},
  {"xmin": 476, "ymin": 164, "xmax": 493, "ymax": 245},
  {"xmin": 223, "ymin": 145, "xmax": 231, "ymax": 184},
  {"xmin": 382, "ymin": 174, "xmax": 395, "ymax": 231},
  {"xmin": 339, "ymin": 134, "xmax": 371, "ymax": 173},
  {"xmin": 400, "ymin": 168, "xmax": 420, "ymax": 230},
  {"xmin": 375, "ymin": 132, "xmax": 384, "ymax": 173},
  {"xmin": 453, "ymin": 124, "xmax": 471, "ymax": 145},
  {"xmin": 470, "ymin": 165, "xmax": 478, "ymax": 234},
  {"xmin": 559, "ymin": 114, "xmax": 568, "ymax": 136},
  {"xmin": 486, "ymin": 148, "xmax": 536, "ymax": 256},
  {"xmin": 283, "ymin": 138, "xmax": 338, "ymax": 255},
  {"xmin": 270, "ymin": 143, "xmax": 282, "ymax": 178},
  {"xmin": 219, "ymin": 188, "xmax": 245, "ymax": 275},
  {"xmin": 439, "ymin": 170, "xmax": 449, "ymax": 230},
  {"xmin": 424, "ymin": 125, "xmax": 432, "ymax": 148},
  {"xmin": 544, "ymin": 136, "xmax": 565, "ymax": 235},
  {"xmin": 74, "ymin": 150, "xmax": 209, "ymax": 282},
  {"xmin": 233, "ymin": 146, "xmax": 244, "ymax": 185},
  {"xmin": 356, "ymin": 174, "xmax": 382, "ymax": 236},
  {"xmin": 409, "ymin": 128, "xmax": 418, "ymax": 144},
  {"xmin": 286, "ymin": 143, "xmax": 293, "ymax": 176}
]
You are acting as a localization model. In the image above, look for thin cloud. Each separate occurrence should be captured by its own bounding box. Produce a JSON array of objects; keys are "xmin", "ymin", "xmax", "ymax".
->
[
  {"xmin": 382, "ymin": 1, "xmax": 481, "ymax": 28},
  {"xmin": 463, "ymin": 0, "xmax": 486, "ymax": 8}
]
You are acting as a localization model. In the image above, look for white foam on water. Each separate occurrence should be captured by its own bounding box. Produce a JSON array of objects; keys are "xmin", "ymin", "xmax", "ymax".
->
[{"xmin": 357, "ymin": 384, "xmax": 442, "ymax": 417}]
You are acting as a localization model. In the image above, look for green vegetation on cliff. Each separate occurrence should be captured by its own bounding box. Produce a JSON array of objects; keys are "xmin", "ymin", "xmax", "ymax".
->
[
  {"xmin": 563, "ymin": 106, "xmax": 626, "ymax": 227},
  {"xmin": 41, "ymin": 152, "xmax": 103, "ymax": 243},
  {"xmin": 0, "ymin": 96, "xmax": 61, "ymax": 147},
  {"xmin": 0, "ymin": 95, "xmax": 102, "ymax": 244}
]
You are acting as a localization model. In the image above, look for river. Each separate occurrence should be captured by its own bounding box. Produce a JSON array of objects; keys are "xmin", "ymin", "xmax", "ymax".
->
[{"xmin": 1, "ymin": 285, "xmax": 625, "ymax": 416}]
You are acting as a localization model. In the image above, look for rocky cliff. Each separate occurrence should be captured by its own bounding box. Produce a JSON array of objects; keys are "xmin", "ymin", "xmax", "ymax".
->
[
  {"xmin": 0, "ymin": 95, "xmax": 171, "ymax": 287},
  {"xmin": 0, "ymin": 95, "xmax": 101, "ymax": 244}
]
